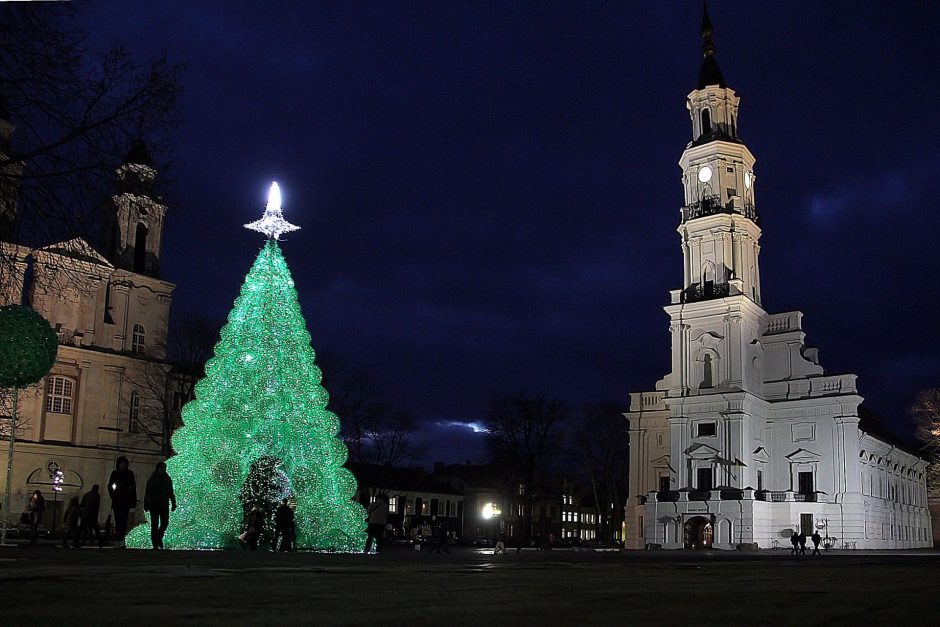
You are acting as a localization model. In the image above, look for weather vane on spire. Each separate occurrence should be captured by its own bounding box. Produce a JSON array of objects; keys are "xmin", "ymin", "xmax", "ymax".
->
[{"xmin": 245, "ymin": 181, "xmax": 300, "ymax": 240}]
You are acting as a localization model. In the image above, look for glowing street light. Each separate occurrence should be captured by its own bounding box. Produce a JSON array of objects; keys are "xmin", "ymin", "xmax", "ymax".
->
[{"xmin": 481, "ymin": 502, "xmax": 501, "ymax": 520}]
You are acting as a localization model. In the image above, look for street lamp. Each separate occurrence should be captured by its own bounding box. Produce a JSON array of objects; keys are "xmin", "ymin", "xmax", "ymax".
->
[{"xmin": 51, "ymin": 470, "xmax": 64, "ymax": 533}]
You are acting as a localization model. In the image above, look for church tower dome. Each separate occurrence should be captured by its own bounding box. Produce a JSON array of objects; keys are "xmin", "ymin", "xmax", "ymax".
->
[{"xmin": 106, "ymin": 137, "xmax": 167, "ymax": 277}]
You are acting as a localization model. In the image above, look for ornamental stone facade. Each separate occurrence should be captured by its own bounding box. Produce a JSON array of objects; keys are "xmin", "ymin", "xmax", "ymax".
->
[
  {"xmin": 0, "ymin": 135, "xmax": 175, "ymax": 529},
  {"xmin": 624, "ymin": 9, "xmax": 931, "ymax": 551}
]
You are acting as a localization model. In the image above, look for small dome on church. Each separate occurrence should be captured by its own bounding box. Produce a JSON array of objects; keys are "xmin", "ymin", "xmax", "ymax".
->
[{"xmin": 124, "ymin": 137, "xmax": 153, "ymax": 167}]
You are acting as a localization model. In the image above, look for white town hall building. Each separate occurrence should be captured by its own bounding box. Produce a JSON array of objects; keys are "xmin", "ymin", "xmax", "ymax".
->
[{"xmin": 624, "ymin": 8, "xmax": 931, "ymax": 550}]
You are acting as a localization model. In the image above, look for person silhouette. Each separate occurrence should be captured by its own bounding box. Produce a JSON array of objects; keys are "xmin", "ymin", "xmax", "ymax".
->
[{"xmin": 811, "ymin": 530, "xmax": 822, "ymax": 556}]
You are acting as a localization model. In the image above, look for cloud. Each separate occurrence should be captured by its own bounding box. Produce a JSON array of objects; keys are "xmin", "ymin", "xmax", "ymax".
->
[{"xmin": 808, "ymin": 171, "xmax": 907, "ymax": 225}]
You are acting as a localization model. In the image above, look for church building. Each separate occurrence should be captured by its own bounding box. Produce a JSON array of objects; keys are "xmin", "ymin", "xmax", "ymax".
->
[
  {"xmin": 1, "ymin": 114, "xmax": 176, "ymax": 526},
  {"xmin": 624, "ymin": 8, "xmax": 932, "ymax": 550}
]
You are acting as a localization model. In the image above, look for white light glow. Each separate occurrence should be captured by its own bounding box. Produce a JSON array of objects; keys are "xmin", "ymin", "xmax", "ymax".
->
[
  {"xmin": 245, "ymin": 181, "xmax": 300, "ymax": 240},
  {"xmin": 482, "ymin": 503, "xmax": 494, "ymax": 519},
  {"xmin": 698, "ymin": 166, "xmax": 713, "ymax": 183},
  {"xmin": 267, "ymin": 181, "xmax": 282, "ymax": 213},
  {"xmin": 744, "ymin": 171, "xmax": 752, "ymax": 189}
]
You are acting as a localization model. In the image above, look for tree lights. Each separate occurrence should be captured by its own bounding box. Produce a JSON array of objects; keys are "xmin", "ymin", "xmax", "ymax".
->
[{"xmin": 126, "ymin": 183, "xmax": 365, "ymax": 551}]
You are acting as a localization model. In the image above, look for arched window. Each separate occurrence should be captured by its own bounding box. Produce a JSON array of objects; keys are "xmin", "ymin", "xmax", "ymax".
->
[
  {"xmin": 45, "ymin": 376, "xmax": 75, "ymax": 414},
  {"xmin": 131, "ymin": 324, "xmax": 146, "ymax": 354},
  {"xmin": 129, "ymin": 391, "xmax": 141, "ymax": 433},
  {"xmin": 134, "ymin": 222, "xmax": 148, "ymax": 273},
  {"xmin": 730, "ymin": 114, "xmax": 736, "ymax": 138},
  {"xmin": 701, "ymin": 108, "xmax": 712, "ymax": 135}
]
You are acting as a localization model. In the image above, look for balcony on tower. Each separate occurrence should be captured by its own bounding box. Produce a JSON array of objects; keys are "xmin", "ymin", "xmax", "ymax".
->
[{"xmin": 681, "ymin": 194, "xmax": 758, "ymax": 225}]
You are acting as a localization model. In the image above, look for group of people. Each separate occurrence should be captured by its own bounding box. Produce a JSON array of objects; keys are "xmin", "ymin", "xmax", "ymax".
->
[
  {"xmin": 240, "ymin": 499, "xmax": 296, "ymax": 552},
  {"xmin": 789, "ymin": 530, "xmax": 824, "ymax": 556},
  {"xmin": 23, "ymin": 456, "xmax": 177, "ymax": 550}
]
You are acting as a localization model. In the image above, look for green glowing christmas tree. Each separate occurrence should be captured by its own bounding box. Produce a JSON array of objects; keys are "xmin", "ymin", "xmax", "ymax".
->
[{"xmin": 127, "ymin": 183, "xmax": 366, "ymax": 551}]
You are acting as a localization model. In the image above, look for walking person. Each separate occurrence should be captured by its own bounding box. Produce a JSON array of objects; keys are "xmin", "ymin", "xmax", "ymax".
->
[
  {"xmin": 27, "ymin": 490, "xmax": 46, "ymax": 545},
  {"xmin": 62, "ymin": 496, "xmax": 82, "ymax": 548},
  {"xmin": 79, "ymin": 485, "xmax": 104, "ymax": 548},
  {"xmin": 811, "ymin": 531, "xmax": 822, "ymax": 556},
  {"xmin": 107, "ymin": 456, "xmax": 137, "ymax": 548},
  {"xmin": 789, "ymin": 531, "xmax": 799, "ymax": 555},
  {"xmin": 430, "ymin": 515, "xmax": 450, "ymax": 554},
  {"xmin": 494, "ymin": 532, "xmax": 507, "ymax": 555},
  {"xmin": 798, "ymin": 532, "xmax": 807, "ymax": 556},
  {"xmin": 143, "ymin": 462, "xmax": 177, "ymax": 550},
  {"xmin": 242, "ymin": 505, "xmax": 264, "ymax": 551},
  {"xmin": 363, "ymin": 494, "xmax": 390, "ymax": 554},
  {"xmin": 273, "ymin": 499, "xmax": 295, "ymax": 552}
]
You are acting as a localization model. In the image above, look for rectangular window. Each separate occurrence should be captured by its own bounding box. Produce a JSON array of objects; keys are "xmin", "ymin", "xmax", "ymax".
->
[
  {"xmin": 697, "ymin": 422, "xmax": 716, "ymax": 437},
  {"xmin": 697, "ymin": 468, "xmax": 713, "ymax": 491},
  {"xmin": 798, "ymin": 471, "xmax": 814, "ymax": 495},
  {"xmin": 727, "ymin": 187, "xmax": 737, "ymax": 197},
  {"xmin": 800, "ymin": 513, "xmax": 813, "ymax": 536},
  {"xmin": 45, "ymin": 376, "xmax": 74, "ymax": 414},
  {"xmin": 638, "ymin": 516, "xmax": 644, "ymax": 537},
  {"xmin": 659, "ymin": 475, "xmax": 671, "ymax": 492},
  {"xmin": 128, "ymin": 392, "xmax": 141, "ymax": 433},
  {"xmin": 757, "ymin": 469, "xmax": 763, "ymax": 492},
  {"xmin": 388, "ymin": 497, "xmax": 397, "ymax": 513}
]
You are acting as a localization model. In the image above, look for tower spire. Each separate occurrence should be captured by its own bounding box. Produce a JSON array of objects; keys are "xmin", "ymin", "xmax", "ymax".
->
[{"xmin": 696, "ymin": 1, "xmax": 726, "ymax": 89}]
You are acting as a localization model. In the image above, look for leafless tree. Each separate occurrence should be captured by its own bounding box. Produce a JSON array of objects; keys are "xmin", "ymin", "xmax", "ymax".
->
[
  {"xmin": 0, "ymin": 4, "xmax": 180, "ymax": 295},
  {"xmin": 568, "ymin": 401, "xmax": 630, "ymax": 544},
  {"xmin": 912, "ymin": 388, "xmax": 940, "ymax": 489},
  {"xmin": 484, "ymin": 393, "xmax": 568, "ymax": 543},
  {"xmin": 318, "ymin": 352, "xmax": 426, "ymax": 466},
  {"xmin": 124, "ymin": 310, "xmax": 220, "ymax": 455}
]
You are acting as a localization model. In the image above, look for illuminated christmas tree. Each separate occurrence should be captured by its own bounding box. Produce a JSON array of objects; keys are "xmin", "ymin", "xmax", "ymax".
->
[{"xmin": 127, "ymin": 183, "xmax": 366, "ymax": 551}]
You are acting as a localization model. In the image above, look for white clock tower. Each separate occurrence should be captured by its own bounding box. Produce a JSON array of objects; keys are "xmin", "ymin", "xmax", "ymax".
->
[
  {"xmin": 665, "ymin": 4, "xmax": 765, "ymax": 403},
  {"xmin": 624, "ymin": 5, "xmax": 931, "ymax": 552}
]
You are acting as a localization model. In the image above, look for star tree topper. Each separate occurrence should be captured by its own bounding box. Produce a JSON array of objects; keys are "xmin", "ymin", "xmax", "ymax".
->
[{"xmin": 245, "ymin": 181, "xmax": 300, "ymax": 239}]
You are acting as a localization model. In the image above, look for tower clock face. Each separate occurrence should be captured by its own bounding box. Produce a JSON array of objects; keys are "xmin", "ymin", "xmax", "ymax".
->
[
  {"xmin": 698, "ymin": 166, "xmax": 713, "ymax": 183},
  {"xmin": 744, "ymin": 171, "xmax": 752, "ymax": 189}
]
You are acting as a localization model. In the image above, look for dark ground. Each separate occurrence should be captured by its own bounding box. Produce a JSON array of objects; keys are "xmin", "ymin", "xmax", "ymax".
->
[{"xmin": 2, "ymin": 545, "xmax": 939, "ymax": 625}]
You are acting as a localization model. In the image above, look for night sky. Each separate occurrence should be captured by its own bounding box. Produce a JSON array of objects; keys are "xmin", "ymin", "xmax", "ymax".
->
[{"xmin": 74, "ymin": 1, "xmax": 940, "ymax": 464}]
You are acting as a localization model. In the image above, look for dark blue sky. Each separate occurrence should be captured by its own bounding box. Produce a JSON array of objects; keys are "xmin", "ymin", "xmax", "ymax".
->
[{"xmin": 77, "ymin": 1, "xmax": 940, "ymax": 463}]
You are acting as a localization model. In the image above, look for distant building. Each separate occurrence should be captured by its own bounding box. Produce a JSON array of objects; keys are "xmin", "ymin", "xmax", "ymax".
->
[
  {"xmin": 433, "ymin": 462, "xmax": 604, "ymax": 546},
  {"xmin": 0, "ymin": 124, "xmax": 177, "ymax": 526},
  {"xmin": 624, "ymin": 8, "xmax": 931, "ymax": 550},
  {"xmin": 348, "ymin": 461, "xmax": 463, "ymax": 542}
]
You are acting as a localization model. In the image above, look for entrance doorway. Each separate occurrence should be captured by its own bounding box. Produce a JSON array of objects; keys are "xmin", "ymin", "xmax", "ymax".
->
[{"xmin": 684, "ymin": 516, "xmax": 713, "ymax": 549}]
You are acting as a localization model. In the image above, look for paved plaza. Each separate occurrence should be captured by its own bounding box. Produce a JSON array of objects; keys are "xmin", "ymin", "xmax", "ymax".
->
[{"xmin": 2, "ymin": 545, "xmax": 939, "ymax": 625}]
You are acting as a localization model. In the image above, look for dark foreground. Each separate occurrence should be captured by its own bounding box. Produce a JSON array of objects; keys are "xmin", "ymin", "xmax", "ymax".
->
[{"xmin": 2, "ymin": 545, "xmax": 939, "ymax": 625}]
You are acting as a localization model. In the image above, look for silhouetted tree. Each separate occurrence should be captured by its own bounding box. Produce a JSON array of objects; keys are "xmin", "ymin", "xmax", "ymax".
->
[
  {"xmin": 0, "ymin": 4, "xmax": 180, "ymax": 293},
  {"xmin": 484, "ymin": 393, "xmax": 568, "ymax": 544},
  {"xmin": 912, "ymin": 388, "xmax": 940, "ymax": 489},
  {"xmin": 569, "ymin": 401, "xmax": 629, "ymax": 544},
  {"xmin": 319, "ymin": 352, "xmax": 426, "ymax": 466}
]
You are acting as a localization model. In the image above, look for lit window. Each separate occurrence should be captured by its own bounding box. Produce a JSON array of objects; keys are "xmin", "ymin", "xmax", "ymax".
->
[
  {"xmin": 131, "ymin": 324, "xmax": 146, "ymax": 354},
  {"xmin": 45, "ymin": 377, "xmax": 74, "ymax": 414},
  {"xmin": 388, "ymin": 497, "xmax": 397, "ymax": 513},
  {"xmin": 129, "ymin": 391, "xmax": 141, "ymax": 432}
]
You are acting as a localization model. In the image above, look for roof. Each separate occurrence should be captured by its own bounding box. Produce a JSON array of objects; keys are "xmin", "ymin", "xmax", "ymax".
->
[
  {"xmin": 346, "ymin": 461, "xmax": 463, "ymax": 496},
  {"xmin": 696, "ymin": 1, "xmax": 727, "ymax": 90},
  {"xmin": 857, "ymin": 405, "xmax": 927, "ymax": 460},
  {"xmin": 38, "ymin": 238, "xmax": 113, "ymax": 267}
]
